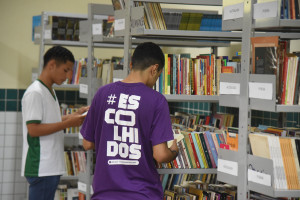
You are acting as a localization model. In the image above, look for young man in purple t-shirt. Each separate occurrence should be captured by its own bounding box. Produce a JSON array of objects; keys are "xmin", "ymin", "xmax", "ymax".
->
[{"xmin": 81, "ymin": 42, "xmax": 179, "ymax": 200}]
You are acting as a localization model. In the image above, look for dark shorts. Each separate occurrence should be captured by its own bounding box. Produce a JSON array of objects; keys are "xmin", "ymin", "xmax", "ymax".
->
[{"xmin": 26, "ymin": 175, "xmax": 61, "ymax": 200}]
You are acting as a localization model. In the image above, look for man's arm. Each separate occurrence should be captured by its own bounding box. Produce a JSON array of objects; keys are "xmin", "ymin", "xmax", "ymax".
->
[
  {"xmin": 83, "ymin": 139, "xmax": 95, "ymax": 150},
  {"xmin": 27, "ymin": 114, "xmax": 85, "ymax": 137},
  {"xmin": 153, "ymin": 139, "xmax": 179, "ymax": 163}
]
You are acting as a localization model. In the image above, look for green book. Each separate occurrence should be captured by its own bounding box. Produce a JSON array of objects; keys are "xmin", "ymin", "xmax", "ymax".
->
[{"xmin": 179, "ymin": 13, "xmax": 190, "ymax": 30}]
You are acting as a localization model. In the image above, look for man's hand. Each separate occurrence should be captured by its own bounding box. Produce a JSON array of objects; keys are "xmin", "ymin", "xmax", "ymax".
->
[{"xmin": 77, "ymin": 106, "xmax": 90, "ymax": 115}]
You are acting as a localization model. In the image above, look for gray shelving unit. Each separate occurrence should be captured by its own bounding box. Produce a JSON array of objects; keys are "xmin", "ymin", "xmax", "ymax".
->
[
  {"xmin": 157, "ymin": 168, "xmax": 217, "ymax": 174},
  {"xmin": 218, "ymin": 0, "xmax": 300, "ymax": 199},
  {"xmin": 116, "ymin": 0, "xmax": 242, "ymax": 196},
  {"xmin": 34, "ymin": 7, "xmax": 127, "ymax": 199}
]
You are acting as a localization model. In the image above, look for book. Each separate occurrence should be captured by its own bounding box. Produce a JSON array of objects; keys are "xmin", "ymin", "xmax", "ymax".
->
[
  {"xmin": 111, "ymin": 0, "xmax": 125, "ymax": 10},
  {"xmin": 226, "ymin": 127, "xmax": 238, "ymax": 151},
  {"xmin": 251, "ymin": 36, "xmax": 279, "ymax": 74}
]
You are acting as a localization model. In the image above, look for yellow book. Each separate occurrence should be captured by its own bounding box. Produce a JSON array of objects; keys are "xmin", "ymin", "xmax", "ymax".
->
[
  {"xmin": 249, "ymin": 133, "xmax": 270, "ymax": 159},
  {"xmin": 195, "ymin": 133, "xmax": 208, "ymax": 168},
  {"xmin": 164, "ymin": 54, "xmax": 168, "ymax": 94}
]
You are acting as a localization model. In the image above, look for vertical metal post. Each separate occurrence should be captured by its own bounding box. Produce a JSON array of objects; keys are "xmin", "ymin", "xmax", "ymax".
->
[
  {"xmin": 39, "ymin": 12, "xmax": 47, "ymax": 74},
  {"xmin": 238, "ymin": 0, "xmax": 254, "ymax": 199},
  {"xmin": 124, "ymin": 0, "xmax": 132, "ymax": 73},
  {"xmin": 86, "ymin": 4, "xmax": 94, "ymax": 199}
]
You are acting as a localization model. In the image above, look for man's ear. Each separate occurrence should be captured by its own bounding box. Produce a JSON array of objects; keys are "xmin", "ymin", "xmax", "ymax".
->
[
  {"xmin": 151, "ymin": 64, "xmax": 159, "ymax": 76},
  {"xmin": 129, "ymin": 62, "xmax": 133, "ymax": 70},
  {"xmin": 47, "ymin": 59, "xmax": 56, "ymax": 70}
]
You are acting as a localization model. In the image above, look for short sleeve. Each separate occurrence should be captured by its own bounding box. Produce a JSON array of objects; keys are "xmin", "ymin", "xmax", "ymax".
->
[
  {"xmin": 80, "ymin": 94, "xmax": 97, "ymax": 142},
  {"xmin": 22, "ymin": 91, "xmax": 43, "ymax": 125},
  {"xmin": 151, "ymin": 98, "xmax": 174, "ymax": 146}
]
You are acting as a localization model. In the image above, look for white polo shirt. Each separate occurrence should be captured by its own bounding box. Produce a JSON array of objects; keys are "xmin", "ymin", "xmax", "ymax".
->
[{"xmin": 21, "ymin": 80, "xmax": 65, "ymax": 177}]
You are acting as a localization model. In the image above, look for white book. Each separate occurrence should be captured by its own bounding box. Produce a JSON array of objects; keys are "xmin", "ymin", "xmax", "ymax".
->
[
  {"xmin": 272, "ymin": 136, "xmax": 288, "ymax": 189},
  {"xmin": 267, "ymin": 135, "xmax": 281, "ymax": 189}
]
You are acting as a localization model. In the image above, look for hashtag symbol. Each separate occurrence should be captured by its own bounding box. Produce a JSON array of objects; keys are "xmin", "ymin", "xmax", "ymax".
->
[{"xmin": 107, "ymin": 94, "xmax": 117, "ymax": 105}]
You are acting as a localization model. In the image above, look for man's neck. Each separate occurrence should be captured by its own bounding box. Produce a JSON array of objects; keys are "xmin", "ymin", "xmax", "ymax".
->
[
  {"xmin": 122, "ymin": 70, "xmax": 146, "ymax": 85},
  {"xmin": 38, "ymin": 72, "xmax": 54, "ymax": 90}
]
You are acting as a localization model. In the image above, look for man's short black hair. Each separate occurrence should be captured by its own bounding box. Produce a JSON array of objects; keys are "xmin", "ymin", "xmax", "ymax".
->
[
  {"xmin": 43, "ymin": 46, "xmax": 75, "ymax": 68},
  {"xmin": 131, "ymin": 42, "xmax": 165, "ymax": 71}
]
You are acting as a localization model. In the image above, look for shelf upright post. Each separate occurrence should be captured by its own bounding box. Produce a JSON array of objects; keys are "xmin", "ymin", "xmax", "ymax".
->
[
  {"xmin": 238, "ymin": 0, "xmax": 254, "ymax": 199},
  {"xmin": 85, "ymin": 4, "xmax": 94, "ymax": 199},
  {"xmin": 123, "ymin": 0, "xmax": 133, "ymax": 73},
  {"xmin": 39, "ymin": 12, "xmax": 47, "ymax": 74}
]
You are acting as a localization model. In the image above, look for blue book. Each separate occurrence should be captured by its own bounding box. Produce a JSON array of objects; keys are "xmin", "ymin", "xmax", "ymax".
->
[
  {"xmin": 205, "ymin": 131, "xmax": 218, "ymax": 166},
  {"xmin": 162, "ymin": 174, "xmax": 169, "ymax": 191},
  {"xmin": 173, "ymin": 54, "xmax": 177, "ymax": 95},
  {"xmin": 216, "ymin": 133, "xmax": 222, "ymax": 146},
  {"xmin": 32, "ymin": 15, "xmax": 41, "ymax": 41},
  {"xmin": 191, "ymin": 132, "xmax": 205, "ymax": 168}
]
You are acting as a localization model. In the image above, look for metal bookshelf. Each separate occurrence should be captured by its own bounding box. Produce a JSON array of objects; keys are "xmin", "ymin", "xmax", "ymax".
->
[
  {"xmin": 117, "ymin": 0, "xmax": 242, "ymax": 196},
  {"xmin": 64, "ymin": 133, "xmax": 79, "ymax": 138},
  {"xmin": 157, "ymin": 168, "xmax": 217, "ymax": 174},
  {"xmin": 222, "ymin": 0, "xmax": 300, "ymax": 31},
  {"xmin": 164, "ymin": 95, "xmax": 219, "ymax": 103},
  {"xmin": 218, "ymin": 0, "xmax": 300, "ymax": 199},
  {"xmin": 61, "ymin": 175, "xmax": 79, "ymax": 181},
  {"xmin": 34, "ymin": 7, "xmax": 126, "ymax": 199}
]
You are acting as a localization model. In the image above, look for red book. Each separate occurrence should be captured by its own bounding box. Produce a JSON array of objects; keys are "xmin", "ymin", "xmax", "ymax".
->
[
  {"xmin": 220, "ymin": 144, "xmax": 230, "ymax": 149},
  {"xmin": 172, "ymin": 158, "xmax": 179, "ymax": 168},
  {"xmin": 188, "ymin": 133, "xmax": 201, "ymax": 168},
  {"xmin": 205, "ymin": 116, "xmax": 210, "ymax": 125}
]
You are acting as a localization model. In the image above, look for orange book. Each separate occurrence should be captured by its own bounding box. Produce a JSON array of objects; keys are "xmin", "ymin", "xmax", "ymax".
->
[
  {"xmin": 226, "ymin": 128, "xmax": 238, "ymax": 151},
  {"xmin": 279, "ymin": 138, "xmax": 300, "ymax": 189},
  {"xmin": 78, "ymin": 192, "xmax": 86, "ymax": 200},
  {"xmin": 221, "ymin": 66, "xmax": 234, "ymax": 73}
]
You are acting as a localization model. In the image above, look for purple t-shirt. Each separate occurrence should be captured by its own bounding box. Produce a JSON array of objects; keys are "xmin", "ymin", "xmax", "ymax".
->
[{"xmin": 81, "ymin": 81, "xmax": 174, "ymax": 200}]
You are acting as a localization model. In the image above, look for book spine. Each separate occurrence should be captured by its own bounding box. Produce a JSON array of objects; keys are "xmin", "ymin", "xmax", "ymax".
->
[
  {"xmin": 203, "ymin": 132, "xmax": 217, "ymax": 168},
  {"xmin": 188, "ymin": 133, "xmax": 201, "ymax": 168},
  {"xmin": 199, "ymin": 133, "xmax": 213, "ymax": 168}
]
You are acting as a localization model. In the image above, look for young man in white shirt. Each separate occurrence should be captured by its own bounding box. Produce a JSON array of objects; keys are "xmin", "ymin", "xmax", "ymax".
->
[{"xmin": 21, "ymin": 46, "xmax": 89, "ymax": 200}]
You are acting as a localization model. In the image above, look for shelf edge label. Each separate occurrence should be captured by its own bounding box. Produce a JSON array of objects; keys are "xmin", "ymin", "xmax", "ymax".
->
[
  {"xmin": 254, "ymin": 1, "xmax": 277, "ymax": 19},
  {"xmin": 248, "ymin": 169, "xmax": 271, "ymax": 186},
  {"xmin": 115, "ymin": 18, "xmax": 125, "ymax": 31},
  {"xmin": 218, "ymin": 159, "xmax": 238, "ymax": 176},
  {"xmin": 249, "ymin": 82, "xmax": 273, "ymax": 100},
  {"xmin": 92, "ymin": 23, "xmax": 103, "ymax": 35},
  {"xmin": 220, "ymin": 82, "xmax": 240, "ymax": 95},
  {"xmin": 44, "ymin": 29, "xmax": 51, "ymax": 39},
  {"xmin": 223, "ymin": 3, "xmax": 244, "ymax": 20},
  {"xmin": 78, "ymin": 181, "xmax": 87, "ymax": 192},
  {"xmin": 80, "ymin": 84, "xmax": 88, "ymax": 94}
]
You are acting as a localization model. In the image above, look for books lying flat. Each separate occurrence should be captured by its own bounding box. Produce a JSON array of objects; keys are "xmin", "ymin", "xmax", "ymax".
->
[{"xmin": 249, "ymin": 133, "xmax": 300, "ymax": 190}]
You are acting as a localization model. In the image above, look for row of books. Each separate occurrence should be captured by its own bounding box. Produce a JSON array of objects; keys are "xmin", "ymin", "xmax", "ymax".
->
[
  {"xmin": 249, "ymin": 133, "xmax": 300, "ymax": 190},
  {"xmin": 50, "ymin": 16, "xmax": 82, "ymax": 41},
  {"xmin": 66, "ymin": 57, "xmax": 124, "ymax": 85},
  {"xmin": 154, "ymin": 53, "xmax": 240, "ymax": 96},
  {"xmin": 130, "ymin": 2, "xmax": 223, "ymax": 31},
  {"xmin": 161, "ymin": 173, "xmax": 217, "ymax": 192},
  {"xmin": 163, "ymin": 179, "xmax": 236, "ymax": 200},
  {"xmin": 251, "ymin": 37, "xmax": 300, "ymax": 105},
  {"xmin": 171, "ymin": 112, "xmax": 234, "ymax": 131},
  {"xmin": 55, "ymin": 185, "xmax": 78, "ymax": 200},
  {"xmin": 135, "ymin": 2, "xmax": 166, "ymax": 30},
  {"xmin": 64, "ymin": 150, "xmax": 86, "ymax": 176},
  {"xmin": 164, "ymin": 12, "xmax": 222, "ymax": 32},
  {"xmin": 61, "ymin": 106, "xmax": 80, "ymax": 134},
  {"xmin": 280, "ymin": 0, "xmax": 300, "ymax": 19},
  {"xmin": 158, "ymin": 129, "xmax": 227, "ymax": 169}
]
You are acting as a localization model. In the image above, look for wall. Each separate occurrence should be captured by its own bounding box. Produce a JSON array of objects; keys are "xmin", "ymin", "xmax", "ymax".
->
[{"xmin": 0, "ymin": 0, "xmax": 124, "ymax": 89}]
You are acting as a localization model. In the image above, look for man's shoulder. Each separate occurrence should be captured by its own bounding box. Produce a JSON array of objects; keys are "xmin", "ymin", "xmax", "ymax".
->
[{"xmin": 23, "ymin": 81, "xmax": 43, "ymax": 98}]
